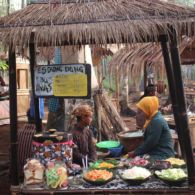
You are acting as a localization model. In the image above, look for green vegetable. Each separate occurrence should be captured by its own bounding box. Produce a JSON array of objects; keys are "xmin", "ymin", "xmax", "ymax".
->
[
  {"xmin": 0, "ymin": 60, "xmax": 8, "ymax": 71},
  {"xmin": 90, "ymin": 159, "xmax": 118, "ymax": 169},
  {"xmin": 155, "ymin": 168, "xmax": 187, "ymax": 181}
]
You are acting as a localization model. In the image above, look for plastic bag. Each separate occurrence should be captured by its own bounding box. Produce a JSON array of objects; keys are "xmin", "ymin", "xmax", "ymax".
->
[
  {"xmin": 24, "ymin": 159, "xmax": 45, "ymax": 185},
  {"xmin": 46, "ymin": 161, "xmax": 68, "ymax": 188}
]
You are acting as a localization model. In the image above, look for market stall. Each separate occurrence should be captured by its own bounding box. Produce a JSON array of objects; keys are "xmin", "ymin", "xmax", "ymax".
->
[
  {"xmin": 1, "ymin": 0, "xmax": 195, "ymax": 194},
  {"xmin": 20, "ymin": 156, "xmax": 191, "ymax": 195}
]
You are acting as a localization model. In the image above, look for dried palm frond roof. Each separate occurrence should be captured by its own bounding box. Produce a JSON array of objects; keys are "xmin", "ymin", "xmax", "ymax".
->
[
  {"xmin": 108, "ymin": 36, "xmax": 193, "ymax": 83},
  {"xmin": 1, "ymin": 0, "xmax": 195, "ymax": 48}
]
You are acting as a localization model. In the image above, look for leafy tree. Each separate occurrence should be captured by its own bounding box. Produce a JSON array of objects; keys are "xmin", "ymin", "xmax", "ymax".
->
[
  {"xmin": 0, "ymin": 60, "xmax": 8, "ymax": 71},
  {"xmin": 175, "ymin": 0, "xmax": 195, "ymax": 7},
  {"xmin": 0, "ymin": 0, "xmax": 15, "ymax": 17}
]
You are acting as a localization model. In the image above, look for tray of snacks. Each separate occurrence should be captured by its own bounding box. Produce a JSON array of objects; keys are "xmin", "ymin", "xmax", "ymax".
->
[
  {"xmin": 83, "ymin": 169, "xmax": 114, "ymax": 185},
  {"xmin": 129, "ymin": 156, "xmax": 150, "ymax": 168},
  {"xmin": 165, "ymin": 157, "xmax": 186, "ymax": 168},
  {"xmin": 155, "ymin": 168, "xmax": 187, "ymax": 186},
  {"xmin": 150, "ymin": 160, "xmax": 171, "ymax": 170},
  {"xmin": 33, "ymin": 130, "xmax": 67, "ymax": 143},
  {"xmin": 90, "ymin": 159, "xmax": 118, "ymax": 170},
  {"xmin": 119, "ymin": 166, "xmax": 151, "ymax": 185}
]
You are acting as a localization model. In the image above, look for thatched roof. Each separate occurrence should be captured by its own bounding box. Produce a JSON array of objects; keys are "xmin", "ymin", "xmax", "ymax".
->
[
  {"xmin": 1, "ymin": 0, "xmax": 195, "ymax": 48},
  {"xmin": 108, "ymin": 36, "xmax": 193, "ymax": 84}
]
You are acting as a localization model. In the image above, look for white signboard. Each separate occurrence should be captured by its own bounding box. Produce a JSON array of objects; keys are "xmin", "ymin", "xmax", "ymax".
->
[{"xmin": 34, "ymin": 64, "xmax": 91, "ymax": 98}]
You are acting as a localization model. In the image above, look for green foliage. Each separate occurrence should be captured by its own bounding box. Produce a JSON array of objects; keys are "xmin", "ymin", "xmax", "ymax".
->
[
  {"xmin": 0, "ymin": 2, "xmax": 15, "ymax": 17},
  {"xmin": 0, "ymin": 60, "xmax": 8, "ymax": 70},
  {"xmin": 103, "ymin": 77, "xmax": 116, "ymax": 93},
  {"xmin": 176, "ymin": 0, "xmax": 195, "ymax": 7}
]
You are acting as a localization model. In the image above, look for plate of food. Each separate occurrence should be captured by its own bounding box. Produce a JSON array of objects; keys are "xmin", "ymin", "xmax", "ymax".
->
[
  {"xmin": 119, "ymin": 166, "xmax": 151, "ymax": 185},
  {"xmin": 90, "ymin": 159, "xmax": 118, "ymax": 170},
  {"xmin": 151, "ymin": 160, "xmax": 171, "ymax": 170},
  {"xmin": 129, "ymin": 156, "xmax": 150, "ymax": 168},
  {"xmin": 83, "ymin": 169, "xmax": 114, "ymax": 185},
  {"xmin": 48, "ymin": 129, "xmax": 57, "ymax": 134},
  {"xmin": 165, "ymin": 157, "xmax": 186, "ymax": 168},
  {"xmin": 155, "ymin": 168, "xmax": 187, "ymax": 186}
]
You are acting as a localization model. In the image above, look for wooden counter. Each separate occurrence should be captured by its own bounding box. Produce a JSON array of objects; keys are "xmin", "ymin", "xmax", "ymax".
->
[
  {"xmin": 21, "ymin": 188, "xmax": 195, "ymax": 195},
  {"xmin": 19, "ymin": 174, "xmax": 195, "ymax": 195}
]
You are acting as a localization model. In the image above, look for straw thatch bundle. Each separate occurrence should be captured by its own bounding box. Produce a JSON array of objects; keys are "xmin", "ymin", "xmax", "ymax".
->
[
  {"xmin": 108, "ymin": 36, "xmax": 194, "ymax": 86},
  {"xmin": 1, "ymin": 0, "xmax": 195, "ymax": 48}
]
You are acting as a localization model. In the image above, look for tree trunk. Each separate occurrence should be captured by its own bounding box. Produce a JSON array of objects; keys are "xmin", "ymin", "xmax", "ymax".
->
[
  {"xmin": 121, "ymin": 65, "xmax": 129, "ymax": 107},
  {"xmin": 7, "ymin": 0, "xmax": 10, "ymax": 15},
  {"xmin": 21, "ymin": 0, "xmax": 25, "ymax": 8}
]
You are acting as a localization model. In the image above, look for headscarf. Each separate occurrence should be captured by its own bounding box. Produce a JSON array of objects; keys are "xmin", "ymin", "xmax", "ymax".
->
[{"xmin": 136, "ymin": 96, "xmax": 159, "ymax": 128}]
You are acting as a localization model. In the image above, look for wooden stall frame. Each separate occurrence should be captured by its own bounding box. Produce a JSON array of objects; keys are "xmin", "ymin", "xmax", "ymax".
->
[
  {"xmin": 8, "ymin": 33, "xmax": 195, "ymax": 193},
  {"xmin": 3, "ymin": 0, "xmax": 195, "ymax": 193}
]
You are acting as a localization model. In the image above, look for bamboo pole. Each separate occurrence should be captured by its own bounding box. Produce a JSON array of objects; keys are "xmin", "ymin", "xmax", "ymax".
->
[
  {"xmin": 144, "ymin": 62, "xmax": 147, "ymax": 89},
  {"xmin": 29, "ymin": 34, "xmax": 42, "ymax": 132},
  {"xmin": 115, "ymin": 65, "xmax": 120, "ymax": 111},
  {"xmin": 9, "ymin": 47, "xmax": 19, "ymax": 186},
  {"xmin": 168, "ymin": 28, "xmax": 195, "ymax": 185},
  {"xmin": 93, "ymin": 91, "xmax": 102, "ymax": 141}
]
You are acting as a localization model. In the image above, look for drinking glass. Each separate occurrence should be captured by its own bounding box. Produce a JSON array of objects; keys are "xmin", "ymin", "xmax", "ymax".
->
[
  {"xmin": 67, "ymin": 133, "xmax": 73, "ymax": 141},
  {"xmin": 69, "ymin": 167, "xmax": 82, "ymax": 186}
]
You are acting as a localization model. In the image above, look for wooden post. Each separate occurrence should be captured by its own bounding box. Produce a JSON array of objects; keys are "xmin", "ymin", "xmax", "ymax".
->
[
  {"xmin": 29, "ymin": 35, "xmax": 42, "ymax": 132},
  {"xmin": 169, "ymin": 28, "xmax": 195, "ymax": 184},
  {"xmin": 93, "ymin": 91, "xmax": 102, "ymax": 141},
  {"xmin": 115, "ymin": 65, "xmax": 120, "ymax": 111},
  {"xmin": 9, "ymin": 47, "xmax": 19, "ymax": 185},
  {"xmin": 160, "ymin": 35, "xmax": 185, "ymax": 156},
  {"xmin": 144, "ymin": 62, "xmax": 147, "ymax": 90}
]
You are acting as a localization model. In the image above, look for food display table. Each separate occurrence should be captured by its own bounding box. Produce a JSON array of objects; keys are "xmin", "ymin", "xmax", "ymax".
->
[
  {"xmin": 20, "ymin": 157, "xmax": 193, "ymax": 195},
  {"xmin": 20, "ymin": 173, "xmax": 193, "ymax": 195}
]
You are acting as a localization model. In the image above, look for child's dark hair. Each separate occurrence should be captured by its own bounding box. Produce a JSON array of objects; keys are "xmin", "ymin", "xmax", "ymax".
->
[
  {"xmin": 139, "ymin": 84, "xmax": 156, "ymax": 100},
  {"xmin": 145, "ymin": 84, "xmax": 156, "ymax": 95}
]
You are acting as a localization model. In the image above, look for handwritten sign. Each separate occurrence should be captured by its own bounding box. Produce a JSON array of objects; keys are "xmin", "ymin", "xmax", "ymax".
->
[
  {"xmin": 53, "ymin": 74, "xmax": 87, "ymax": 96},
  {"xmin": 34, "ymin": 64, "xmax": 91, "ymax": 98}
]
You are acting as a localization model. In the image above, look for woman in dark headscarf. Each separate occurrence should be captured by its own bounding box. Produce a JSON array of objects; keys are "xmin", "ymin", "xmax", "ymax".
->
[{"xmin": 70, "ymin": 105, "xmax": 97, "ymax": 166}]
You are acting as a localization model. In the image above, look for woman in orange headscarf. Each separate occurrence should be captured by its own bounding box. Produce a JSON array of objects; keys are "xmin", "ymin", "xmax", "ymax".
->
[{"xmin": 129, "ymin": 96, "xmax": 175, "ymax": 160}]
